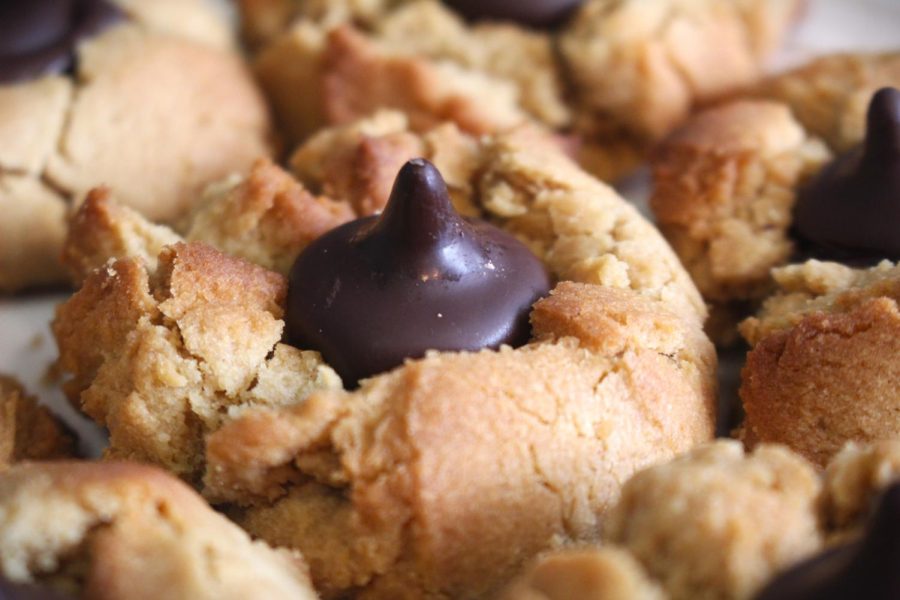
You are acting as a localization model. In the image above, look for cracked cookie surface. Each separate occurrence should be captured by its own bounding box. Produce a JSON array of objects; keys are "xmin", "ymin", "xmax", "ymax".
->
[
  {"xmin": 200, "ymin": 281, "xmax": 715, "ymax": 598},
  {"xmin": 0, "ymin": 461, "xmax": 317, "ymax": 600},
  {"xmin": 0, "ymin": 1, "xmax": 271, "ymax": 292},
  {"xmin": 248, "ymin": 0, "xmax": 798, "ymax": 181},
  {"xmin": 53, "ymin": 241, "xmax": 341, "ymax": 480}
]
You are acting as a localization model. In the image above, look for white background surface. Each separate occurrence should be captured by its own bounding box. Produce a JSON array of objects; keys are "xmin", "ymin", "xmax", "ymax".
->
[{"xmin": 1, "ymin": 0, "xmax": 898, "ymax": 455}]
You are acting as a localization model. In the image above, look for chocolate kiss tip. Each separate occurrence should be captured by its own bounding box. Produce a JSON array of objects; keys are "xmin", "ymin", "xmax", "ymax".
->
[
  {"xmin": 866, "ymin": 87, "xmax": 900, "ymax": 156},
  {"xmin": 373, "ymin": 158, "xmax": 462, "ymax": 249}
]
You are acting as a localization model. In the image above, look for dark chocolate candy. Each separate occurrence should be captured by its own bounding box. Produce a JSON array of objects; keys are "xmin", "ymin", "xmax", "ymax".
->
[
  {"xmin": 0, "ymin": 0, "xmax": 124, "ymax": 85},
  {"xmin": 442, "ymin": 0, "xmax": 584, "ymax": 28},
  {"xmin": 793, "ymin": 87, "xmax": 900, "ymax": 262},
  {"xmin": 286, "ymin": 158, "xmax": 552, "ymax": 385},
  {"xmin": 755, "ymin": 481, "xmax": 900, "ymax": 600},
  {"xmin": 0, "ymin": 580, "xmax": 73, "ymax": 600}
]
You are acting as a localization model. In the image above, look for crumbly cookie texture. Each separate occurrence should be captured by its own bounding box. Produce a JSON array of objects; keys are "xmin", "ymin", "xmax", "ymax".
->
[
  {"xmin": 650, "ymin": 100, "xmax": 831, "ymax": 304},
  {"xmin": 53, "ymin": 242, "xmax": 341, "ymax": 481},
  {"xmin": 560, "ymin": 0, "xmax": 803, "ymax": 145},
  {"xmin": 605, "ymin": 440, "xmax": 822, "ymax": 600},
  {"xmin": 255, "ymin": 20, "xmax": 528, "ymax": 148},
  {"xmin": 63, "ymin": 161, "xmax": 354, "ymax": 284},
  {"xmin": 63, "ymin": 113, "xmax": 707, "ymax": 328},
  {"xmin": 252, "ymin": 0, "xmax": 568, "ymax": 145},
  {"xmin": 296, "ymin": 113, "xmax": 708, "ymax": 322},
  {"xmin": 502, "ymin": 439, "xmax": 900, "ymax": 600},
  {"xmin": 500, "ymin": 548, "xmax": 664, "ymax": 600},
  {"xmin": 0, "ymin": 10, "xmax": 270, "ymax": 292},
  {"xmin": 0, "ymin": 461, "xmax": 317, "ymax": 600},
  {"xmin": 289, "ymin": 110, "xmax": 480, "ymax": 216},
  {"xmin": 249, "ymin": 0, "xmax": 798, "ymax": 180},
  {"xmin": 823, "ymin": 441, "xmax": 900, "ymax": 534},
  {"xmin": 757, "ymin": 52, "xmax": 900, "ymax": 152},
  {"xmin": 202, "ymin": 281, "xmax": 715, "ymax": 599},
  {"xmin": 740, "ymin": 260, "xmax": 900, "ymax": 345},
  {"xmin": 740, "ymin": 260, "xmax": 900, "ymax": 466},
  {"xmin": 480, "ymin": 127, "xmax": 707, "ymax": 325},
  {"xmin": 0, "ymin": 377, "xmax": 75, "ymax": 471}
]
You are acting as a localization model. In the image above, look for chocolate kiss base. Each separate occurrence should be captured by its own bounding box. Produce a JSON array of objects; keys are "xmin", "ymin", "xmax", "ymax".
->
[
  {"xmin": 792, "ymin": 87, "xmax": 900, "ymax": 262},
  {"xmin": 285, "ymin": 159, "xmax": 551, "ymax": 386}
]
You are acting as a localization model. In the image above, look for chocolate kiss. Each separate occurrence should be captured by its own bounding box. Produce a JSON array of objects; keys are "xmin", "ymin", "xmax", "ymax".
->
[
  {"xmin": 0, "ymin": 0, "xmax": 124, "ymax": 85},
  {"xmin": 755, "ymin": 481, "xmax": 900, "ymax": 600},
  {"xmin": 286, "ymin": 158, "xmax": 552, "ymax": 386},
  {"xmin": 793, "ymin": 87, "xmax": 900, "ymax": 262},
  {"xmin": 442, "ymin": 0, "xmax": 584, "ymax": 28}
]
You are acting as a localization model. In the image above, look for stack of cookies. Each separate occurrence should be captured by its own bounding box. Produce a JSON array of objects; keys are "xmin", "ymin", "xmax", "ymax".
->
[{"xmin": 1, "ymin": 1, "xmax": 899, "ymax": 598}]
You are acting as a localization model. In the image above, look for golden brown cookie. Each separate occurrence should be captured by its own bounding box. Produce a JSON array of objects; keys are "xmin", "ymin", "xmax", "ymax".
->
[
  {"xmin": 0, "ymin": 461, "xmax": 317, "ymax": 599},
  {"xmin": 201, "ymin": 281, "xmax": 715, "ymax": 598},
  {"xmin": 248, "ymin": 0, "xmax": 799, "ymax": 181},
  {"xmin": 561, "ymin": 0, "xmax": 803, "ymax": 148},
  {"xmin": 757, "ymin": 52, "xmax": 900, "ymax": 153},
  {"xmin": 604, "ymin": 440, "xmax": 822, "ymax": 600},
  {"xmin": 63, "ymin": 161, "xmax": 354, "ymax": 285},
  {"xmin": 53, "ymin": 112, "xmax": 716, "ymax": 597},
  {"xmin": 740, "ymin": 260, "xmax": 900, "ymax": 466},
  {"xmin": 53, "ymin": 241, "xmax": 341, "ymax": 480},
  {"xmin": 0, "ymin": 2, "xmax": 271, "ymax": 292},
  {"xmin": 0, "ymin": 377, "xmax": 75, "ymax": 471},
  {"xmin": 501, "ymin": 438, "xmax": 900, "ymax": 600},
  {"xmin": 650, "ymin": 100, "xmax": 830, "ymax": 305},
  {"xmin": 649, "ymin": 53, "xmax": 900, "ymax": 335}
]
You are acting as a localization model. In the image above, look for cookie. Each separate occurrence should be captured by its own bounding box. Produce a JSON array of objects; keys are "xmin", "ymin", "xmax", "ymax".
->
[
  {"xmin": 650, "ymin": 54, "xmax": 900, "ymax": 318},
  {"xmin": 0, "ymin": 461, "xmax": 317, "ymax": 599},
  {"xmin": 199, "ymin": 281, "xmax": 714, "ymax": 598},
  {"xmin": 740, "ymin": 260, "xmax": 900, "ymax": 466},
  {"xmin": 502, "ymin": 439, "xmax": 900, "ymax": 600},
  {"xmin": 560, "ymin": 0, "xmax": 803, "ymax": 156},
  {"xmin": 53, "ymin": 114, "xmax": 716, "ymax": 597},
  {"xmin": 0, "ymin": 0, "xmax": 271, "ymax": 292},
  {"xmin": 604, "ymin": 440, "xmax": 822, "ymax": 600},
  {"xmin": 0, "ymin": 376, "xmax": 75, "ymax": 470},
  {"xmin": 757, "ymin": 52, "xmax": 900, "ymax": 153},
  {"xmin": 247, "ymin": 0, "xmax": 799, "ymax": 180},
  {"xmin": 53, "ymin": 241, "xmax": 342, "ymax": 481},
  {"xmin": 650, "ymin": 100, "xmax": 830, "ymax": 305}
]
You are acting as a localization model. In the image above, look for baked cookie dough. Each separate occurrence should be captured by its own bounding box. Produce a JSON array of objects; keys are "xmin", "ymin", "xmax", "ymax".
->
[
  {"xmin": 0, "ymin": 0, "xmax": 271, "ymax": 292},
  {"xmin": 650, "ymin": 53, "xmax": 900, "ymax": 313},
  {"xmin": 502, "ymin": 439, "xmax": 900, "ymax": 600},
  {"xmin": 200, "ymin": 281, "xmax": 715, "ymax": 598},
  {"xmin": 246, "ymin": 0, "xmax": 800, "ymax": 180},
  {"xmin": 0, "ymin": 376, "xmax": 75, "ymax": 471},
  {"xmin": 740, "ymin": 260, "xmax": 900, "ymax": 466},
  {"xmin": 53, "ymin": 241, "xmax": 342, "ymax": 481},
  {"xmin": 0, "ymin": 461, "xmax": 317, "ymax": 600},
  {"xmin": 54, "ymin": 114, "xmax": 716, "ymax": 598}
]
